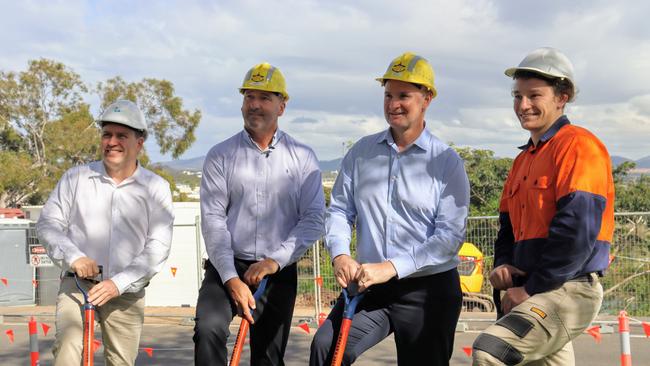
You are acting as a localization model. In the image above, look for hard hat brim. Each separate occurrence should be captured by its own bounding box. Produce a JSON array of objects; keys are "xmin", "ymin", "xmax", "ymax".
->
[
  {"xmin": 504, "ymin": 66, "xmax": 567, "ymax": 80},
  {"xmin": 239, "ymin": 87, "xmax": 289, "ymax": 101},
  {"xmin": 375, "ymin": 77, "xmax": 438, "ymax": 99}
]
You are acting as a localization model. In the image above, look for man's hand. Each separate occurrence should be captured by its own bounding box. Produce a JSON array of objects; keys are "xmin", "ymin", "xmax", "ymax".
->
[
  {"xmin": 225, "ymin": 277, "xmax": 256, "ymax": 324},
  {"xmin": 87, "ymin": 280, "xmax": 119, "ymax": 307},
  {"xmin": 489, "ymin": 264, "xmax": 526, "ymax": 290},
  {"xmin": 333, "ymin": 255, "xmax": 361, "ymax": 288},
  {"xmin": 243, "ymin": 258, "xmax": 279, "ymax": 286},
  {"xmin": 70, "ymin": 257, "xmax": 100, "ymax": 278},
  {"xmin": 355, "ymin": 261, "xmax": 397, "ymax": 292},
  {"xmin": 501, "ymin": 286, "xmax": 530, "ymax": 314}
]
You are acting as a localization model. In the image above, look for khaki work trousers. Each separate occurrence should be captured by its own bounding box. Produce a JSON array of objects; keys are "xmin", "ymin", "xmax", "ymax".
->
[
  {"xmin": 473, "ymin": 274, "xmax": 602, "ymax": 366},
  {"xmin": 53, "ymin": 277, "xmax": 145, "ymax": 366}
]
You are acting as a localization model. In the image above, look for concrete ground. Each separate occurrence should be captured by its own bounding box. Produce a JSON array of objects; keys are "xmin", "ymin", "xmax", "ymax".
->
[{"xmin": 1, "ymin": 306, "xmax": 649, "ymax": 365}]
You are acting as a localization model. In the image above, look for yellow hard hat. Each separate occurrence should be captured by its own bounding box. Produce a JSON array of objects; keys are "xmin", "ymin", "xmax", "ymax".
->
[
  {"xmin": 239, "ymin": 62, "xmax": 289, "ymax": 100},
  {"xmin": 376, "ymin": 52, "xmax": 437, "ymax": 98}
]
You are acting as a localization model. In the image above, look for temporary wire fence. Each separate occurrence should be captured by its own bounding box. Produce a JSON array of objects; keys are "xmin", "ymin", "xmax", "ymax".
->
[{"xmin": 297, "ymin": 212, "xmax": 650, "ymax": 317}]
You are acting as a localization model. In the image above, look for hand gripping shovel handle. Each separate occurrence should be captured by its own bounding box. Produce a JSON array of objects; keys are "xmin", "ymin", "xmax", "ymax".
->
[
  {"xmin": 331, "ymin": 284, "xmax": 365, "ymax": 366},
  {"xmin": 229, "ymin": 277, "xmax": 268, "ymax": 366},
  {"xmin": 74, "ymin": 266, "xmax": 103, "ymax": 366}
]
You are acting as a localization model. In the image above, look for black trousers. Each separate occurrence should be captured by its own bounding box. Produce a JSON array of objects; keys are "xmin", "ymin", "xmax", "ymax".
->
[
  {"xmin": 193, "ymin": 259, "xmax": 297, "ymax": 366},
  {"xmin": 310, "ymin": 268, "xmax": 462, "ymax": 366}
]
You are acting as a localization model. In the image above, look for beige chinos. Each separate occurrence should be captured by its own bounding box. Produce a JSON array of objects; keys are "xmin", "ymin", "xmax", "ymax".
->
[
  {"xmin": 473, "ymin": 274, "xmax": 602, "ymax": 366},
  {"xmin": 53, "ymin": 277, "xmax": 145, "ymax": 366}
]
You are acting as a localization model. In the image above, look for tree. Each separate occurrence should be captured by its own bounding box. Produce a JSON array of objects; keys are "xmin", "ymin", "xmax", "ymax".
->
[
  {"xmin": 96, "ymin": 77, "xmax": 201, "ymax": 159},
  {"xmin": 454, "ymin": 146, "xmax": 512, "ymax": 216},
  {"xmin": 0, "ymin": 59, "xmax": 201, "ymax": 205}
]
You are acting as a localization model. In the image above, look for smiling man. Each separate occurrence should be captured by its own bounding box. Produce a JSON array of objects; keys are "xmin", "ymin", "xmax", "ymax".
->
[
  {"xmin": 472, "ymin": 48, "xmax": 615, "ymax": 365},
  {"xmin": 194, "ymin": 62, "xmax": 325, "ymax": 365},
  {"xmin": 37, "ymin": 99, "xmax": 174, "ymax": 365},
  {"xmin": 310, "ymin": 52, "xmax": 470, "ymax": 366}
]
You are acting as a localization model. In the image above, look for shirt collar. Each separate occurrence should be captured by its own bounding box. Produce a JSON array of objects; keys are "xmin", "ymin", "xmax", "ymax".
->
[
  {"xmin": 242, "ymin": 129, "xmax": 283, "ymax": 151},
  {"xmin": 92, "ymin": 160, "xmax": 145, "ymax": 185},
  {"xmin": 518, "ymin": 115, "xmax": 571, "ymax": 150},
  {"xmin": 376, "ymin": 124, "xmax": 431, "ymax": 152}
]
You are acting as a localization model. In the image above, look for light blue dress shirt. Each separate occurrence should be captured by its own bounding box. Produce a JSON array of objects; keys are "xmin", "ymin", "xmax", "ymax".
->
[
  {"xmin": 201, "ymin": 129, "xmax": 325, "ymax": 283},
  {"xmin": 326, "ymin": 127, "xmax": 470, "ymax": 279}
]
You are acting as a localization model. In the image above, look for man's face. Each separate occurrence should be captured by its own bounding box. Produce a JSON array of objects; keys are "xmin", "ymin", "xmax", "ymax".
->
[
  {"xmin": 512, "ymin": 78, "xmax": 568, "ymax": 137},
  {"xmin": 383, "ymin": 80, "xmax": 432, "ymax": 132},
  {"xmin": 241, "ymin": 90, "xmax": 286, "ymax": 131},
  {"xmin": 101, "ymin": 123, "xmax": 144, "ymax": 171}
]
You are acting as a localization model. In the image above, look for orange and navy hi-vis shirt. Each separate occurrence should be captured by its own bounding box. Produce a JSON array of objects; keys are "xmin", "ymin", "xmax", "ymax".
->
[{"xmin": 494, "ymin": 116, "xmax": 614, "ymax": 295}]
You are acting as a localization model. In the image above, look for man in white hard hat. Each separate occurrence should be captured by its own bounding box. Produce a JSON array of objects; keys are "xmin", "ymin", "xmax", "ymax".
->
[
  {"xmin": 310, "ymin": 52, "xmax": 470, "ymax": 366},
  {"xmin": 37, "ymin": 100, "xmax": 175, "ymax": 365},
  {"xmin": 194, "ymin": 63, "xmax": 325, "ymax": 365},
  {"xmin": 472, "ymin": 47, "xmax": 614, "ymax": 365}
]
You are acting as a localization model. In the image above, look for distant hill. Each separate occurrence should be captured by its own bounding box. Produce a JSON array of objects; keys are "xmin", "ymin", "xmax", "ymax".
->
[
  {"xmin": 611, "ymin": 155, "xmax": 633, "ymax": 167},
  {"xmin": 319, "ymin": 158, "xmax": 342, "ymax": 172},
  {"xmin": 156, "ymin": 155, "xmax": 650, "ymax": 172},
  {"xmin": 636, "ymin": 155, "xmax": 650, "ymax": 169},
  {"xmin": 156, "ymin": 156, "xmax": 343, "ymax": 172}
]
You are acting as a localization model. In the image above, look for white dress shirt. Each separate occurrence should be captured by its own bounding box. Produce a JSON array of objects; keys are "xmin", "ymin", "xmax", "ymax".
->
[
  {"xmin": 201, "ymin": 129, "xmax": 325, "ymax": 283},
  {"xmin": 37, "ymin": 161, "xmax": 174, "ymax": 294}
]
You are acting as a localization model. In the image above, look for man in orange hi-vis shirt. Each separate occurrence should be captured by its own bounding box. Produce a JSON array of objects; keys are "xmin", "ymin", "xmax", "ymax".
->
[{"xmin": 472, "ymin": 48, "xmax": 615, "ymax": 366}]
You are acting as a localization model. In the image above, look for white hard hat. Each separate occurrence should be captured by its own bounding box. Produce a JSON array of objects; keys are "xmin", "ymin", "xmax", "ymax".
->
[
  {"xmin": 505, "ymin": 47, "xmax": 577, "ymax": 101},
  {"xmin": 99, "ymin": 100, "xmax": 147, "ymax": 137}
]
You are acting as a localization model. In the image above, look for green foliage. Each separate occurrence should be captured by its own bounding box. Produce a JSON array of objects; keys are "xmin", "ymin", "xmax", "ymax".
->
[
  {"xmin": 615, "ymin": 175, "xmax": 650, "ymax": 212},
  {"xmin": 0, "ymin": 150, "xmax": 40, "ymax": 206},
  {"xmin": 0, "ymin": 59, "xmax": 201, "ymax": 205},
  {"xmin": 96, "ymin": 77, "xmax": 201, "ymax": 159},
  {"xmin": 454, "ymin": 146, "xmax": 512, "ymax": 216}
]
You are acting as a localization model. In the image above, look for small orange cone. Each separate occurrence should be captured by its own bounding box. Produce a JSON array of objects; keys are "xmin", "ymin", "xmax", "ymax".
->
[
  {"xmin": 642, "ymin": 322, "xmax": 650, "ymax": 338},
  {"xmin": 318, "ymin": 312, "xmax": 327, "ymax": 327},
  {"xmin": 171, "ymin": 267, "xmax": 177, "ymax": 277},
  {"xmin": 41, "ymin": 323, "xmax": 51, "ymax": 336},
  {"xmin": 5, "ymin": 329, "xmax": 14, "ymax": 343},
  {"xmin": 143, "ymin": 347, "xmax": 153, "ymax": 357},
  {"xmin": 462, "ymin": 347, "xmax": 472, "ymax": 357},
  {"xmin": 92, "ymin": 339, "xmax": 102, "ymax": 353},
  {"xmin": 1, "ymin": 278, "xmax": 7, "ymax": 286},
  {"xmin": 586, "ymin": 325, "xmax": 601, "ymax": 343},
  {"xmin": 316, "ymin": 276, "xmax": 323, "ymax": 287},
  {"xmin": 298, "ymin": 322, "xmax": 310, "ymax": 334}
]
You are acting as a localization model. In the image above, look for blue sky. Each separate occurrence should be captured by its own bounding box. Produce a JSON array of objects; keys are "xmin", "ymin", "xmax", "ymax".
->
[{"xmin": 3, "ymin": 0, "xmax": 650, "ymax": 162}]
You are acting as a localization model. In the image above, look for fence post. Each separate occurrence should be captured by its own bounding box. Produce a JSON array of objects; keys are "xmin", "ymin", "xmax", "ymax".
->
[
  {"xmin": 195, "ymin": 215, "xmax": 204, "ymax": 291},
  {"xmin": 619, "ymin": 310, "xmax": 632, "ymax": 366},
  {"xmin": 313, "ymin": 241, "xmax": 322, "ymax": 319}
]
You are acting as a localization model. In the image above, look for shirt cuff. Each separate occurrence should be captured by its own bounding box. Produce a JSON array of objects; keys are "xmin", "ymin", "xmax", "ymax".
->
[
  {"xmin": 267, "ymin": 246, "xmax": 292, "ymax": 269},
  {"xmin": 389, "ymin": 254, "xmax": 417, "ymax": 279},
  {"xmin": 110, "ymin": 272, "xmax": 132, "ymax": 295},
  {"xmin": 328, "ymin": 242, "xmax": 352, "ymax": 261}
]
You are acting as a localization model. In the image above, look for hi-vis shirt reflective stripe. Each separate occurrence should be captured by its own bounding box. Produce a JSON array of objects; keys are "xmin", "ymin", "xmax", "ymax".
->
[{"xmin": 494, "ymin": 116, "xmax": 615, "ymax": 295}]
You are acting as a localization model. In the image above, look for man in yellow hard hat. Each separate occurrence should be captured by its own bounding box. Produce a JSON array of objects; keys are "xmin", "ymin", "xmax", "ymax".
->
[
  {"xmin": 310, "ymin": 52, "xmax": 470, "ymax": 366},
  {"xmin": 472, "ymin": 47, "xmax": 614, "ymax": 365},
  {"xmin": 194, "ymin": 62, "xmax": 325, "ymax": 365}
]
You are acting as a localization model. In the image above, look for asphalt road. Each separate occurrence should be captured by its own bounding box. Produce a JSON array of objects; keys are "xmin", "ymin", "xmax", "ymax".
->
[{"xmin": 1, "ymin": 318, "xmax": 649, "ymax": 365}]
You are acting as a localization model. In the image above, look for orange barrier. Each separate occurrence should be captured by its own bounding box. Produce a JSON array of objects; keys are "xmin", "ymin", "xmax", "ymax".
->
[
  {"xmin": 619, "ymin": 311, "xmax": 631, "ymax": 366},
  {"xmin": 28, "ymin": 317, "xmax": 39, "ymax": 366}
]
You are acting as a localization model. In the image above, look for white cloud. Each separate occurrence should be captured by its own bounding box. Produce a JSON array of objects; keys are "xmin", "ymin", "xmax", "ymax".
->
[{"xmin": 2, "ymin": 0, "xmax": 650, "ymax": 162}]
